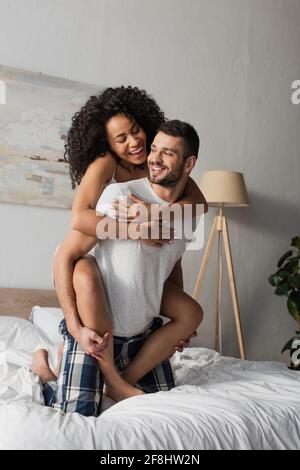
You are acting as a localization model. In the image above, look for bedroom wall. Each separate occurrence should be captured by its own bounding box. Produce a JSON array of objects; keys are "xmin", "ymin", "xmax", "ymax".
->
[{"xmin": 0, "ymin": 0, "xmax": 299, "ymax": 362}]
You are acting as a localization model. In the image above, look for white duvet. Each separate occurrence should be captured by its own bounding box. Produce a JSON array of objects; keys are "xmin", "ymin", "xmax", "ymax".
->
[{"xmin": 0, "ymin": 316, "xmax": 300, "ymax": 450}]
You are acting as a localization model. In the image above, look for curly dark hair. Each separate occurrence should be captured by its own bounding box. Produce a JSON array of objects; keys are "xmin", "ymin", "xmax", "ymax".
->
[{"xmin": 64, "ymin": 86, "xmax": 166, "ymax": 188}]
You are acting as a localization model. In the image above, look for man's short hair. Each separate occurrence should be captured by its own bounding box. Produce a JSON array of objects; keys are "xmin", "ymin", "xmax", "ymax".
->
[{"xmin": 157, "ymin": 120, "xmax": 200, "ymax": 160}]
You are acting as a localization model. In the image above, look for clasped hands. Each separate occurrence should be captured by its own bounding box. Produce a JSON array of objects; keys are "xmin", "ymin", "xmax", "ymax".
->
[{"xmin": 112, "ymin": 192, "xmax": 175, "ymax": 247}]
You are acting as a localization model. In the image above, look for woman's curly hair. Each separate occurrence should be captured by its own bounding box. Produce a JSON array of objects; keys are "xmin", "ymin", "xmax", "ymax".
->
[{"xmin": 64, "ymin": 86, "xmax": 166, "ymax": 188}]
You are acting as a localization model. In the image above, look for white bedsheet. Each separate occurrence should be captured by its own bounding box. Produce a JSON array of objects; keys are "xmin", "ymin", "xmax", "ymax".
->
[{"xmin": 0, "ymin": 317, "xmax": 300, "ymax": 450}]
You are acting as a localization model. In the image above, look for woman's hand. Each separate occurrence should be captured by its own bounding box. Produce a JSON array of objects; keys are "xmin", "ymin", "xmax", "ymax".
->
[
  {"xmin": 112, "ymin": 192, "xmax": 156, "ymax": 223},
  {"xmin": 112, "ymin": 192, "xmax": 175, "ymax": 245}
]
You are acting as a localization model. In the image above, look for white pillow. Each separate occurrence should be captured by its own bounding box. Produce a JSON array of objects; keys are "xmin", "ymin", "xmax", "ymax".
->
[
  {"xmin": 0, "ymin": 315, "xmax": 61, "ymax": 377},
  {"xmin": 29, "ymin": 306, "xmax": 64, "ymax": 345},
  {"xmin": 0, "ymin": 316, "xmax": 45, "ymax": 352}
]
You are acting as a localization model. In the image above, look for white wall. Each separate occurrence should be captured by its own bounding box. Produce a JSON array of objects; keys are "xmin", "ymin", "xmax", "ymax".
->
[{"xmin": 0, "ymin": 0, "xmax": 299, "ymax": 361}]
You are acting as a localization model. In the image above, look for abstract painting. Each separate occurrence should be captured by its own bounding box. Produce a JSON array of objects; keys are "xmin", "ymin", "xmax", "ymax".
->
[{"xmin": 0, "ymin": 65, "xmax": 100, "ymax": 209}]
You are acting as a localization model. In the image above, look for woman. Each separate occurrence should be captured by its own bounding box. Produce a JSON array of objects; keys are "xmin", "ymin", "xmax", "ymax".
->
[{"xmin": 32, "ymin": 86, "xmax": 207, "ymax": 408}]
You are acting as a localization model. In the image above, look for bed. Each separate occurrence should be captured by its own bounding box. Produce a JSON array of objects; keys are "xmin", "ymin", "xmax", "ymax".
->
[{"xmin": 0, "ymin": 288, "xmax": 300, "ymax": 450}]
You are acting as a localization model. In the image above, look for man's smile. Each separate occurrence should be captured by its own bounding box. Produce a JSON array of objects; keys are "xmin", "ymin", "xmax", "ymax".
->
[{"xmin": 149, "ymin": 164, "xmax": 168, "ymax": 177}]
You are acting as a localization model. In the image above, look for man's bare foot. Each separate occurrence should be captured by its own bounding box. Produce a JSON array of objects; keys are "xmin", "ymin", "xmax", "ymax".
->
[{"xmin": 31, "ymin": 349, "xmax": 57, "ymax": 384}]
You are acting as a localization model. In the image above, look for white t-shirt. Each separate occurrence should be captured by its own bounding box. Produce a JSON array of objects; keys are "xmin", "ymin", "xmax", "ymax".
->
[{"xmin": 95, "ymin": 177, "xmax": 187, "ymax": 337}]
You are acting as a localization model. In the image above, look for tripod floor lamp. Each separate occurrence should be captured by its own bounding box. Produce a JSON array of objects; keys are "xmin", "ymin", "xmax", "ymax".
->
[{"xmin": 193, "ymin": 171, "xmax": 249, "ymax": 359}]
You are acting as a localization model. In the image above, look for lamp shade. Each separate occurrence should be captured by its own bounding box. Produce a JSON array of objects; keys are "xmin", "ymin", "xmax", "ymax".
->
[{"xmin": 200, "ymin": 171, "xmax": 249, "ymax": 207}]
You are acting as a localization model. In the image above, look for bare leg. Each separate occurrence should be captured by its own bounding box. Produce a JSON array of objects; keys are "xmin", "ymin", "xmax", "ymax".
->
[
  {"xmin": 72, "ymin": 255, "xmax": 115, "ymax": 370},
  {"xmin": 94, "ymin": 349, "xmax": 144, "ymax": 402},
  {"xmin": 54, "ymin": 342, "xmax": 64, "ymax": 377},
  {"xmin": 72, "ymin": 255, "xmax": 112, "ymax": 335},
  {"xmin": 73, "ymin": 255, "xmax": 143, "ymax": 400},
  {"xmin": 121, "ymin": 280, "xmax": 203, "ymax": 386}
]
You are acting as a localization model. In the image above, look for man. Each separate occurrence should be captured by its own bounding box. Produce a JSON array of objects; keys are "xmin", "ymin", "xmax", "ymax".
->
[{"xmin": 32, "ymin": 120, "xmax": 206, "ymax": 416}]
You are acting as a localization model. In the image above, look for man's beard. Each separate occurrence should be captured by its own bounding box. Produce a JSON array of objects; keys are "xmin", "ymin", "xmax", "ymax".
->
[{"xmin": 149, "ymin": 162, "xmax": 185, "ymax": 187}]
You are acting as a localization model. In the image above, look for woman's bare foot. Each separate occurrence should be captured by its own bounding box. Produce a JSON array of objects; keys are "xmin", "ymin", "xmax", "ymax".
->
[
  {"xmin": 31, "ymin": 349, "xmax": 57, "ymax": 384},
  {"xmin": 101, "ymin": 364, "xmax": 145, "ymax": 401},
  {"xmin": 93, "ymin": 336, "xmax": 144, "ymax": 402},
  {"xmin": 104, "ymin": 373, "xmax": 144, "ymax": 402},
  {"xmin": 95, "ymin": 351, "xmax": 144, "ymax": 402}
]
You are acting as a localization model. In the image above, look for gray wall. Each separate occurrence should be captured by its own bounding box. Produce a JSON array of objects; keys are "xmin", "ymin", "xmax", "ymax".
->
[{"xmin": 0, "ymin": 0, "xmax": 299, "ymax": 362}]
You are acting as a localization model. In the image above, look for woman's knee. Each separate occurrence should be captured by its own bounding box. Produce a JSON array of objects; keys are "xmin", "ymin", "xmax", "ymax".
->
[
  {"xmin": 73, "ymin": 256, "xmax": 101, "ymax": 293},
  {"xmin": 180, "ymin": 297, "xmax": 203, "ymax": 331}
]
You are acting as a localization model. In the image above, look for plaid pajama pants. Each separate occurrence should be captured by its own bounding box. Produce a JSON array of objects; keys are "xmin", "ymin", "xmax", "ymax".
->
[{"xmin": 43, "ymin": 317, "xmax": 175, "ymax": 416}]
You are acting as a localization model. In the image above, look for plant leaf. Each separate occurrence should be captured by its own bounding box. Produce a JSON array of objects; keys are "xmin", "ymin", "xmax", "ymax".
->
[
  {"xmin": 275, "ymin": 282, "xmax": 289, "ymax": 296},
  {"xmin": 290, "ymin": 273, "xmax": 300, "ymax": 290},
  {"xmin": 287, "ymin": 291, "xmax": 300, "ymax": 321},
  {"xmin": 277, "ymin": 250, "xmax": 293, "ymax": 268},
  {"xmin": 281, "ymin": 337, "xmax": 295, "ymax": 353},
  {"xmin": 276, "ymin": 269, "xmax": 289, "ymax": 280},
  {"xmin": 291, "ymin": 236, "xmax": 300, "ymax": 250},
  {"xmin": 268, "ymin": 274, "xmax": 283, "ymax": 286},
  {"xmin": 280, "ymin": 258, "xmax": 299, "ymax": 274}
]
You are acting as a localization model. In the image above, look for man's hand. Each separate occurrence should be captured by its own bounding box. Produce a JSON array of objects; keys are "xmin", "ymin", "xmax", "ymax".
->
[{"xmin": 74, "ymin": 326, "xmax": 110, "ymax": 356}]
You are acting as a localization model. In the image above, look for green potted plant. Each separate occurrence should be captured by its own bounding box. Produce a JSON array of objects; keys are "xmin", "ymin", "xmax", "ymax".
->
[{"xmin": 268, "ymin": 236, "xmax": 300, "ymax": 370}]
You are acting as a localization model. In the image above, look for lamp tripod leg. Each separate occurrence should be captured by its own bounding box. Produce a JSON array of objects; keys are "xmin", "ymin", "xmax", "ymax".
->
[
  {"xmin": 192, "ymin": 216, "xmax": 218, "ymax": 300},
  {"xmin": 222, "ymin": 216, "xmax": 245, "ymax": 359},
  {"xmin": 215, "ymin": 229, "xmax": 223, "ymax": 353}
]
